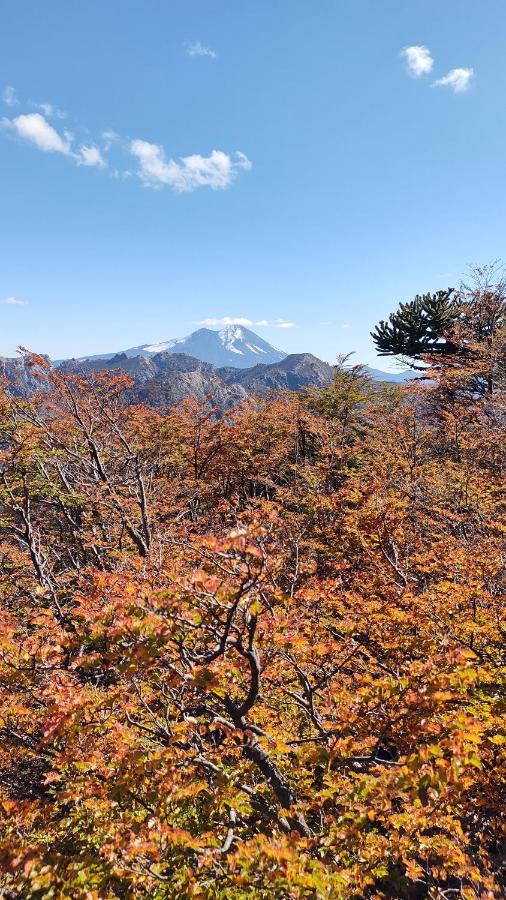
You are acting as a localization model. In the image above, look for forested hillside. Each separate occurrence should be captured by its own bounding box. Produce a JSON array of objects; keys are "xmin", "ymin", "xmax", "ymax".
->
[{"xmin": 0, "ymin": 279, "xmax": 504, "ymax": 898}]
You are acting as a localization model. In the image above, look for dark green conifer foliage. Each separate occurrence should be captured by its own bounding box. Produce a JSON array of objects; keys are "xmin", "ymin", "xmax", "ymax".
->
[{"xmin": 371, "ymin": 289, "xmax": 462, "ymax": 365}]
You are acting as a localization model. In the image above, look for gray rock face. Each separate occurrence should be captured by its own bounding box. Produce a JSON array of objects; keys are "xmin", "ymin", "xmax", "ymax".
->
[
  {"xmin": 0, "ymin": 348, "xmax": 413, "ymax": 411},
  {"xmin": 0, "ymin": 356, "xmax": 49, "ymax": 395},
  {"xmin": 59, "ymin": 352, "xmax": 214, "ymax": 385},
  {"xmin": 220, "ymin": 354, "xmax": 334, "ymax": 394},
  {"xmin": 59, "ymin": 353, "xmax": 159, "ymax": 384},
  {"xmin": 128, "ymin": 370, "xmax": 249, "ymax": 412}
]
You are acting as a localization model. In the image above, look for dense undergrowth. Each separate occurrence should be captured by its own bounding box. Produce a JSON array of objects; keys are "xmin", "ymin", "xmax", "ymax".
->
[{"xmin": 0, "ymin": 294, "xmax": 504, "ymax": 898}]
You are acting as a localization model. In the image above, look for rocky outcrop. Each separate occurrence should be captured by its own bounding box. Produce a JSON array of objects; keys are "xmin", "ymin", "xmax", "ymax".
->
[
  {"xmin": 0, "ymin": 355, "xmax": 49, "ymax": 395},
  {"xmin": 128, "ymin": 370, "xmax": 249, "ymax": 411},
  {"xmin": 219, "ymin": 353, "xmax": 334, "ymax": 394},
  {"xmin": 0, "ymin": 349, "xmax": 411, "ymax": 411}
]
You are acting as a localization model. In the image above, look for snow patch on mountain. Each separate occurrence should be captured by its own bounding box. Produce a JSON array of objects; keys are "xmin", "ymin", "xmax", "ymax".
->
[
  {"xmin": 70, "ymin": 326, "xmax": 288, "ymax": 369},
  {"xmin": 143, "ymin": 341, "xmax": 177, "ymax": 353}
]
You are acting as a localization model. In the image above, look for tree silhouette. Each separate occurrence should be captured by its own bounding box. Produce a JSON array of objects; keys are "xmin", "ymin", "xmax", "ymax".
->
[{"xmin": 371, "ymin": 288, "xmax": 461, "ymax": 365}]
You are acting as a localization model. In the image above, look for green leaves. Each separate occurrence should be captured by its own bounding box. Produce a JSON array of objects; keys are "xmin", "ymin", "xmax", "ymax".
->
[{"xmin": 371, "ymin": 289, "xmax": 462, "ymax": 360}]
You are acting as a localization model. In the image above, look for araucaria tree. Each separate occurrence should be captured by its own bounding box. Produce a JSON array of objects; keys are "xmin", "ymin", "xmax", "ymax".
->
[
  {"xmin": 0, "ymin": 307, "xmax": 504, "ymax": 897},
  {"xmin": 371, "ymin": 265, "xmax": 506, "ymax": 384},
  {"xmin": 371, "ymin": 288, "xmax": 462, "ymax": 363}
]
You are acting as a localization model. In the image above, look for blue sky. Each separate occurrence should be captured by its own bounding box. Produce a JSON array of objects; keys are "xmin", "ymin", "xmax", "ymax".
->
[{"xmin": 1, "ymin": 0, "xmax": 504, "ymax": 367}]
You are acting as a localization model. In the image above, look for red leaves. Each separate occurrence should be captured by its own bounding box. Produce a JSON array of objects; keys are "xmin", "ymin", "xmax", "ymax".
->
[{"xmin": 0, "ymin": 361, "xmax": 504, "ymax": 898}]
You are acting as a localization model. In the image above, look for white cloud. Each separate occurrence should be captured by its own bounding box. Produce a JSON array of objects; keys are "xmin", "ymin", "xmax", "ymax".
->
[
  {"xmin": 35, "ymin": 102, "xmax": 66, "ymax": 120},
  {"xmin": 198, "ymin": 318, "xmax": 284, "ymax": 328},
  {"xmin": 0, "ymin": 296, "xmax": 27, "ymax": 306},
  {"xmin": 401, "ymin": 45, "xmax": 434, "ymax": 78},
  {"xmin": 433, "ymin": 67, "xmax": 474, "ymax": 93},
  {"xmin": 4, "ymin": 112, "xmax": 72, "ymax": 154},
  {"xmin": 3, "ymin": 113, "xmax": 106, "ymax": 169},
  {"xmin": 37, "ymin": 102, "xmax": 54, "ymax": 117},
  {"xmin": 1, "ymin": 99, "xmax": 250, "ymax": 195},
  {"xmin": 130, "ymin": 139, "xmax": 251, "ymax": 192},
  {"xmin": 185, "ymin": 40, "xmax": 217, "ymax": 59},
  {"xmin": 3, "ymin": 85, "xmax": 18, "ymax": 107},
  {"xmin": 78, "ymin": 144, "xmax": 106, "ymax": 167},
  {"xmin": 199, "ymin": 317, "xmax": 253, "ymax": 327},
  {"xmin": 102, "ymin": 129, "xmax": 118, "ymax": 151},
  {"xmin": 112, "ymin": 167, "xmax": 133, "ymax": 179},
  {"xmin": 235, "ymin": 150, "xmax": 252, "ymax": 171}
]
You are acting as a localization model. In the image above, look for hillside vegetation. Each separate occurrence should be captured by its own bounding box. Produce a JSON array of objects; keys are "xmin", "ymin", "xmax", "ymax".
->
[{"xmin": 0, "ymin": 279, "xmax": 504, "ymax": 898}]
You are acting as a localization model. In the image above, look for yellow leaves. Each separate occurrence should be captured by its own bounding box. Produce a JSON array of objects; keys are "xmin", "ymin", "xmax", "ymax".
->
[
  {"xmin": 465, "ymin": 752, "xmax": 483, "ymax": 770},
  {"xmin": 169, "ymin": 781, "xmax": 209, "ymax": 802},
  {"xmin": 248, "ymin": 599, "xmax": 262, "ymax": 616},
  {"xmin": 0, "ymin": 355, "xmax": 504, "ymax": 898}
]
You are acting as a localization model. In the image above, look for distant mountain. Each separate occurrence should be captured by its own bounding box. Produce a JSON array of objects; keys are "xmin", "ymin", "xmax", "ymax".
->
[
  {"xmin": 1, "ymin": 341, "xmax": 415, "ymax": 411},
  {"xmin": 52, "ymin": 324, "xmax": 415, "ymax": 382},
  {"xmin": 76, "ymin": 326, "xmax": 287, "ymax": 370},
  {"xmin": 60, "ymin": 351, "xmax": 216, "ymax": 382},
  {"xmin": 129, "ymin": 369, "xmax": 249, "ymax": 412},
  {"xmin": 59, "ymin": 352, "xmax": 248, "ymax": 411},
  {"xmin": 220, "ymin": 353, "xmax": 334, "ymax": 395},
  {"xmin": 363, "ymin": 366, "xmax": 413, "ymax": 383},
  {"xmin": 59, "ymin": 352, "xmax": 161, "ymax": 384},
  {"xmin": 59, "ymin": 352, "xmax": 243, "ymax": 409}
]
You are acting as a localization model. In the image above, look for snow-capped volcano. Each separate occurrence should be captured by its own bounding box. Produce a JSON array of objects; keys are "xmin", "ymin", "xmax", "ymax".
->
[
  {"xmin": 72, "ymin": 326, "xmax": 287, "ymax": 369},
  {"xmin": 144, "ymin": 326, "xmax": 286, "ymax": 368}
]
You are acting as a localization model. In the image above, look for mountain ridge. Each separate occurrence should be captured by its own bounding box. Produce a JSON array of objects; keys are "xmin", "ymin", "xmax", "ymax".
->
[
  {"xmin": 66, "ymin": 325, "xmax": 286, "ymax": 369},
  {"xmin": 2, "ymin": 327, "xmax": 414, "ymax": 408}
]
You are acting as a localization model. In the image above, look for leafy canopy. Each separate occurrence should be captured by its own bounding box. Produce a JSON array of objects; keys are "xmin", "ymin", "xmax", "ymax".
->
[{"xmin": 0, "ymin": 309, "xmax": 504, "ymax": 898}]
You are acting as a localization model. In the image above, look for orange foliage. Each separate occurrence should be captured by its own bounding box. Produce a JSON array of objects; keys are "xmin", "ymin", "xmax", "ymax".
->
[{"xmin": 0, "ymin": 347, "xmax": 504, "ymax": 898}]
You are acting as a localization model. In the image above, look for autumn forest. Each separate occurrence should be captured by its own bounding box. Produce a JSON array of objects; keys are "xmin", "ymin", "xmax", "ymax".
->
[{"xmin": 0, "ymin": 271, "xmax": 504, "ymax": 898}]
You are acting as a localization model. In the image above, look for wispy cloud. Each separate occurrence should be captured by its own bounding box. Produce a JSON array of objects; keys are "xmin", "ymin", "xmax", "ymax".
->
[
  {"xmin": 78, "ymin": 145, "xmax": 106, "ymax": 167},
  {"xmin": 3, "ymin": 112, "xmax": 72, "ymax": 154},
  {"xmin": 433, "ymin": 67, "xmax": 474, "ymax": 93},
  {"xmin": 185, "ymin": 40, "xmax": 217, "ymax": 59},
  {"xmin": 35, "ymin": 101, "xmax": 66, "ymax": 120},
  {"xmin": 197, "ymin": 317, "xmax": 288, "ymax": 329},
  {"xmin": 401, "ymin": 45, "xmax": 434, "ymax": 78},
  {"xmin": 130, "ymin": 139, "xmax": 251, "ymax": 192},
  {"xmin": 401, "ymin": 47, "xmax": 474, "ymax": 95},
  {"xmin": 1, "ymin": 296, "xmax": 27, "ymax": 306},
  {"xmin": 2, "ymin": 112, "xmax": 106, "ymax": 168},
  {"xmin": 199, "ymin": 316, "xmax": 253, "ymax": 327},
  {"xmin": 2, "ymin": 85, "xmax": 18, "ymax": 107},
  {"xmin": 1, "ymin": 96, "xmax": 251, "ymax": 194},
  {"xmin": 102, "ymin": 129, "xmax": 118, "ymax": 151}
]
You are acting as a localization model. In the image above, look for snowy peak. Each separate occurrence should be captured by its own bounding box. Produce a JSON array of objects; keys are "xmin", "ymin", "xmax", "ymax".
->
[
  {"xmin": 69, "ymin": 326, "xmax": 286, "ymax": 369},
  {"xmin": 142, "ymin": 340, "xmax": 178, "ymax": 354},
  {"xmin": 219, "ymin": 325, "xmax": 246, "ymax": 354},
  {"xmin": 122, "ymin": 326, "xmax": 287, "ymax": 369},
  {"xmin": 217, "ymin": 324, "xmax": 282, "ymax": 359},
  {"xmin": 208, "ymin": 325, "xmax": 284, "ymax": 364}
]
